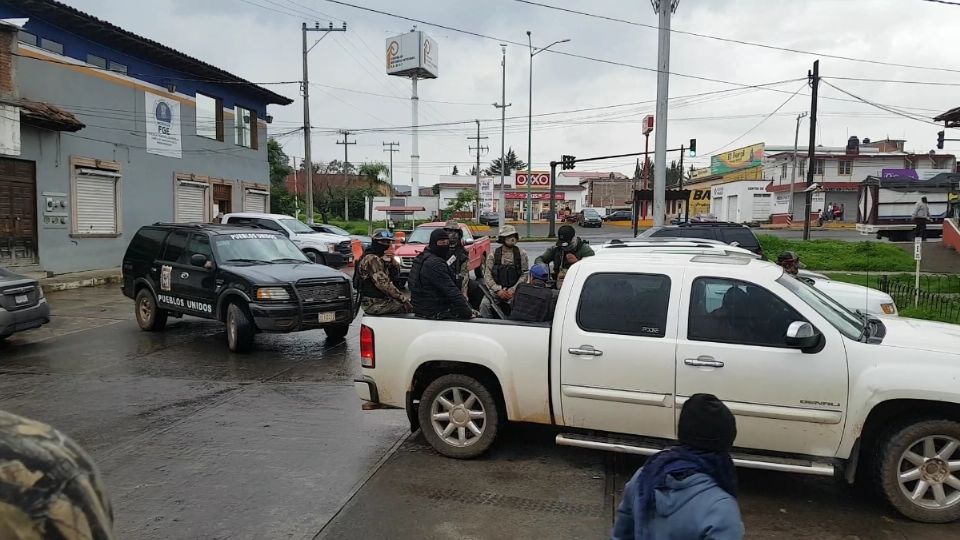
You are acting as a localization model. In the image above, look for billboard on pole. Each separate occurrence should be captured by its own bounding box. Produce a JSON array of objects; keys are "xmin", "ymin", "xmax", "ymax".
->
[
  {"xmin": 479, "ymin": 178, "xmax": 494, "ymax": 211},
  {"xmin": 386, "ymin": 31, "xmax": 439, "ymax": 79}
]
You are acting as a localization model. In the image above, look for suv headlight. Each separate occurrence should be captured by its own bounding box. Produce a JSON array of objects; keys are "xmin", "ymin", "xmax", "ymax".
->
[
  {"xmin": 326, "ymin": 243, "xmax": 336, "ymax": 253},
  {"xmin": 256, "ymin": 287, "xmax": 290, "ymax": 301}
]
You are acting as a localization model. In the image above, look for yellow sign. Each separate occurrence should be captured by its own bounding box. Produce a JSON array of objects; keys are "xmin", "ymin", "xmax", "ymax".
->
[
  {"xmin": 689, "ymin": 189, "xmax": 711, "ymax": 217},
  {"xmin": 690, "ymin": 167, "xmax": 712, "ymax": 180},
  {"xmin": 711, "ymin": 143, "xmax": 764, "ymax": 175}
]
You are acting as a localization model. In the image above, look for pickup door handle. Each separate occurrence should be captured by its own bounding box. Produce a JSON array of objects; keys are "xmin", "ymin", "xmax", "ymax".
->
[
  {"xmin": 568, "ymin": 345, "xmax": 603, "ymax": 357},
  {"xmin": 684, "ymin": 356, "xmax": 724, "ymax": 368}
]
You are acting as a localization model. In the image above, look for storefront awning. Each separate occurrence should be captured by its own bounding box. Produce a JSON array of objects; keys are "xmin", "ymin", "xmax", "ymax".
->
[{"xmin": 16, "ymin": 99, "xmax": 85, "ymax": 132}]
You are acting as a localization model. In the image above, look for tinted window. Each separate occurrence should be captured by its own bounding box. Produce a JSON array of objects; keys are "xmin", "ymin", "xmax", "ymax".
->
[
  {"xmin": 181, "ymin": 234, "xmax": 213, "ymax": 265},
  {"xmin": 688, "ymin": 277, "xmax": 805, "ymax": 348},
  {"xmin": 126, "ymin": 227, "xmax": 168, "ymax": 262},
  {"xmin": 259, "ymin": 219, "xmax": 288, "ymax": 234},
  {"xmin": 670, "ymin": 227, "xmax": 716, "ymax": 241},
  {"xmin": 577, "ymin": 273, "xmax": 671, "ymax": 337},
  {"xmin": 718, "ymin": 228, "xmax": 759, "ymax": 248},
  {"xmin": 650, "ymin": 228, "xmax": 683, "ymax": 238},
  {"xmin": 161, "ymin": 231, "xmax": 189, "ymax": 262}
]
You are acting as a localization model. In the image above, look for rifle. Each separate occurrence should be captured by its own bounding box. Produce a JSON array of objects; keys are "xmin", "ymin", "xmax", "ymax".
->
[{"xmin": 477, "ymin": 281, "xmax": 508, "ymax": 319}]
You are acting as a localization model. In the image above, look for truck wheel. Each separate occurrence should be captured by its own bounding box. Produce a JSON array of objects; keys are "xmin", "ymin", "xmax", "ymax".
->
[
  {"xmin": 323, "ymin": 323, "xmax": 350, "ymax": 341},
  {"xmin": 418, "ymin": 374, "xmax": 499, "ymax": 459},
  {"xmin": 226, "ymin": 302, "xmax": 255, "ymax": 353},
  {"xmin": 875, "ymin": 419, "xmax": 960, "ymax": 523},
  {"xmin": 304, "ymin": 249, "xmax": 327, "ymax": 266},
  {"xmin": 135, "ymin": 289, "xmax": 167, "ymax": 331}
]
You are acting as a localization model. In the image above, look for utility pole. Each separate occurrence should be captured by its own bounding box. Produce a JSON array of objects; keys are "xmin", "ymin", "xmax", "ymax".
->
[
  {"xmin": 790, "ymin": 111, "xmax": 808, "ymax": 226},
  {"xmin": 494, "ymin": 44, "xmax": 511, "ymax": 228},
  {"xmin": 651, "ymin": 0, "xmax": 677, "ymax": 227},
  {"xmin": 382, "ymin": 141, "xmax": 399, "ymax": 191},
  {"xmin": 336, "ymin": 130, "xmax": 356, "ymax": 220},
  {"xmin": 467, "ymin": 120, "xmax": 488, "ymax": 220},
  {"xmin": 802, "ymin": 60, "xmax": 820, "ymax": 241},
  {"xmin": 301, "ymin": 21, "xmax": 347, "ymax": 224}
]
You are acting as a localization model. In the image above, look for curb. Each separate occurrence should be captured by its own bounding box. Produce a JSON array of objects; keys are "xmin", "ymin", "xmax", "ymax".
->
[{"xmin": 39, "ymin": 272, "xmax": 122, "ymax": 292}]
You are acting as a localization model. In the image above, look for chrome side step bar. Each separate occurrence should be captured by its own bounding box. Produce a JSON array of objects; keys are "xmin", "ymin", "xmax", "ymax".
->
[{"xmin": 556, "ymin": 433, "xmax": 835, "ymax": 477}]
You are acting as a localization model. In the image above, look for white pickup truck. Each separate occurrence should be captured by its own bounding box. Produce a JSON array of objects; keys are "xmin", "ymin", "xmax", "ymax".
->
[{"xmin": 355, "ymin": 248, "xmax": 960, "ymax": 523}]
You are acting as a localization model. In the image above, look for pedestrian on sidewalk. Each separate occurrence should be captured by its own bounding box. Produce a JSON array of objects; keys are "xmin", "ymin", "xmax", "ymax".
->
[
  {"xmin": 611, "ymin": 393, "xmax": 743, "ymax": 540},
  {"xmin": 913, "ymin": 196, "xmax": 931, "ymax": 241}
]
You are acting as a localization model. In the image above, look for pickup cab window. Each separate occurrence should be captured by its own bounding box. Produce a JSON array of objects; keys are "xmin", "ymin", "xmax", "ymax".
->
[
  {"xmin": 688, "ymin": 277, "xmax": 805, "ymax": 348},
  {"xmin": 576, "ymin": 273, "xmax": 670, "ymax": 337}
]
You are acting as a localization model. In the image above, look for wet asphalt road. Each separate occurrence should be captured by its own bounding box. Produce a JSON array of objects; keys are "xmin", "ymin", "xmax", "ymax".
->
[{"xmin": 3, "ymin": 285, "xmax": 960, "ymax": 538}]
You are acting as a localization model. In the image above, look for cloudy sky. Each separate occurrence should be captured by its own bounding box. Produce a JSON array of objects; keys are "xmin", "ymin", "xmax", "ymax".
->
[{"xmin": 67, "ymin": 0, "xmax": 960, "ymax": 185}]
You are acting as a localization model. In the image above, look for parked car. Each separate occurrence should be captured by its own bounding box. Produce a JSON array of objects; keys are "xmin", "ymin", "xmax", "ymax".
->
[
  {"xmin": 639, "ymin": 222, "xmax": 765, "ymax": 258},
  {"xmin": 577, "ymin": 209, "xmax": 603, "ymax": 228},
  {"xmin": 221, "ymin": 212, "xmax": 352, "ymax": 268},
  {"xmin": 595, "ymin": 238, "xmax": 898, "ymax": 317},
  {"xmin": 309, "ymin": 223, "xmax": 371, "ymax": 250},
  {"xmin": 121, "ymin": 223, "xmax": 357, "ymax": 351},
  {"xmin": 393, "ymin": 222, "xmax": 491, "ymax": 286},
  {"xmin": 0, "ymin": 267, "xmax": 50, "ymax": 340},
  {"xmin": 479, "ymin": 211, "xmax": 500, "ymax": 227},
  {"xmin": 356, "ymin": 248, "xmax": 960, "ymax": 523},
  {"xmin": 603, "ymin": 209, "xmax": 634, "ymax": 221}
]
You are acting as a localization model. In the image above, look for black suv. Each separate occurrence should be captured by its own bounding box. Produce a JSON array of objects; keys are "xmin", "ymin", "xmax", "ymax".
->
[
  {"xmin": 638, "ymin": 222, "xmax": 765, "ymax": 258},
  {"xmin": 121, "ymin": 223, "xmax": 357, "ymax": 352}
]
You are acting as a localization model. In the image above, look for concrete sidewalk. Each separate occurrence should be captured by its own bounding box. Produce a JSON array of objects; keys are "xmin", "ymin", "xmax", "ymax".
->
[{"xmin": 36, "ymin": 267, "xmax": 122, "ymax": 292}]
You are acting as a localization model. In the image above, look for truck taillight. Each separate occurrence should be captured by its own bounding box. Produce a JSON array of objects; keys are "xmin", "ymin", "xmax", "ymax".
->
[{"xmin": 360, "ymin": 324, "xmax": 375, "ymax": 368}]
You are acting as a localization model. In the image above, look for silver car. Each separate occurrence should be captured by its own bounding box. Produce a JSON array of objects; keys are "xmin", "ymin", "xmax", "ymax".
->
[{"xmin": 0, "ymin": 267, "xmax": 50, "ymax": 340}]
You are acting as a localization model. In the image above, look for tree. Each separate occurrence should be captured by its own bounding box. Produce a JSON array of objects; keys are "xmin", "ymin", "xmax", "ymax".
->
[
  {"xmin": 358, "ymin": 162, "xmax": 391, "ymax": 232},
  {"xmin": 644, "ymin": 160, "xmax": 683, "ymax": 189},
  {"xmin": 469, "ymin": 165, "xmax": 478, "ymax": 176},
  {"xmin": 323, "ymin": 159, "xmax": 355, "ymax": 174},
  {"xmin": 452, "ymin": 165, "xmax": 459, "ymax": 175},
  {"xmin": 484, "ymin": 147, "xmax": 527, "ymax": 176},
  {"xmin": 268, "ymin": 139, "xmax": 292, "ymax": 186},
  {"xmin": 443, "ymin": 189, "xmax": 478, "ymax": 219}
]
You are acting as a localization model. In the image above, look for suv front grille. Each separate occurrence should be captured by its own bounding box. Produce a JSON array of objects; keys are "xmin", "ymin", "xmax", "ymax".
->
[
  {"xmin": 336, "ymin": 240, "xmax": 352, "ymax": 255},
  {"xmin": 0, "ymin": 284, "xmax": 40, "ymax": 311},
  {"xmin": 295, "ymin": 280, "xmax": 350, "ymax": 304}
]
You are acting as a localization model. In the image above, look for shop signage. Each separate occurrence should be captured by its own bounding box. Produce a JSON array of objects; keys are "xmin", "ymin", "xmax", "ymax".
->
[
  {"xmin": 515, "ymin": 171, "xmax": 551, "ymax": 188},
  {"xmin": 505, "ymin": 192, "xmax": 565, "ymax": 200},
  {"xmin": 145, "ymin": 91, "xmax": 181, "ymax": 158}
]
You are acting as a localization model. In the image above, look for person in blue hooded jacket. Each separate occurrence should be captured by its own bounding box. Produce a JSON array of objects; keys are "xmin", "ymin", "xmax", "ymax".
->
[{"xmin": 611, "ymin": 393, "xmax": 744, "ymax": 540}]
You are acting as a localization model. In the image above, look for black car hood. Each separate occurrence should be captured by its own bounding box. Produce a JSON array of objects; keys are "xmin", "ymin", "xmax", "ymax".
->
[{"xmin": 222, "ymin": 263, "xmax": 348, "ymax": 285}]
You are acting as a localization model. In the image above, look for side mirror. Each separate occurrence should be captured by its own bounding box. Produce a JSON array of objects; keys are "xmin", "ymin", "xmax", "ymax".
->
[
  {"xmin": 729, "ymin": 241, "xmax": 740, "ymax": 247},
  {"xmin": 305, "ymin": 251, "xmax": 318, "ymax": 263},
  {"xmin": 785, "ymin": 321, "xmax": 823, "ymax": 352},
  {"xmin": 462, "ymin": 238, "xmax": 475, "ymax": 245},
  {"xmin": 190, "ymin": 253, "xmax": 208, "ymax": 267}
]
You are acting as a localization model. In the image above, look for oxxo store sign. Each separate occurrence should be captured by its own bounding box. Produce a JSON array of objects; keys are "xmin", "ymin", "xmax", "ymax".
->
[{"xmin": 515, "ymin": 171, "xmax": 551, "ymax": 188}]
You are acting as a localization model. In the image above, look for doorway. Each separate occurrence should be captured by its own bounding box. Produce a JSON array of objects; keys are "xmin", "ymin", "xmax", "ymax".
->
[{"xmin": 0, "ymin": 158, "xmax": 37, "ymax": 266}]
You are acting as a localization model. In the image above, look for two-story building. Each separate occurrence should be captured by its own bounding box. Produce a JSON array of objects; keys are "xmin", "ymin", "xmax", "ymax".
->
[
  {"xmin": 0, "ymin": 0, "xmax": 292, "ymax": 273},
  {"xmin": 764, "ymin": 137, "xmax": 955, "ymax": 223}
]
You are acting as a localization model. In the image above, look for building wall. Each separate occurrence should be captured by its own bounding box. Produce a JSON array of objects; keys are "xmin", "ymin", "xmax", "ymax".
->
[
  {"xmin": 709, "ymin": 181, "xmax": 771, "ymax": 223},
  {"xmin": 14, "ymin": 46, "xmax": 271, "ymax": 274}
]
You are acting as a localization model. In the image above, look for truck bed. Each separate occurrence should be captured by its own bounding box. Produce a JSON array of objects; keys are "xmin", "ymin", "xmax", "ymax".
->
[{"xmin": 359, "ymin": 315, "xmax": 554, "ymax": 424}]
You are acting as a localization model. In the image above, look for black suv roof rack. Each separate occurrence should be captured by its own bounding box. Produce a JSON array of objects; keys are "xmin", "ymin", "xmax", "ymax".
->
[
  {"xmin": 673, "ymin": 221, "xmax": 746, "ymax": 228},
  {"xmin": 150, "ymin": 222, "xmax": 276, "ymax": 232}
]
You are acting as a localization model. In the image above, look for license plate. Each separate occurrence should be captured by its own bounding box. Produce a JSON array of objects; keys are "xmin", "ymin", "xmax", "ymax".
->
[
  {"xmin": 318, "ymin": 311, "xmax": 336, "ymax": 323},
  {"xmin": 14, "ymin": 295, "xmax": 28, "ymax": 305}
]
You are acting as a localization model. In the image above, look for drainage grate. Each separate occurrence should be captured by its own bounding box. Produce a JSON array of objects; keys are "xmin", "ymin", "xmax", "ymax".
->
[{"xmin": 404, "ymin": 484, "xmax": 605, "ymax": 517}]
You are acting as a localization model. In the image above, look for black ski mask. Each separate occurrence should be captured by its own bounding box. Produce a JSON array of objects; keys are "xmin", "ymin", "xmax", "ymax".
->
[
  {"xmin": 370, "ymin": 241, "xmax": 390, "ymax": 255},
  {"xmin": 428, "ymin": 228, "xmax": 451, "ymax": 258}
]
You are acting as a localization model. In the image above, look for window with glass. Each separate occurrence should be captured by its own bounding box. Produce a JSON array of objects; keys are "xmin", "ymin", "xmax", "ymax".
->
[
  {"xmin": 40, "ymin": 38, "xmax": 63, "ymax": 55},
  {"xmin": 86, "ymin": 54, "xmax": 107, "ymax": 69},
  {"xmin": 181, "ymin": 234, "xmax": 214, "ymax": 266},
  {"xmin": 688, "ymin": 277, "xmax": 806, "ymax": 348},
  {"xmin": 780, "ymin": 163, "xmax": 787, "ymax": 180},
  {"xmin": 196, "ymin": 93, "xmax": 223, "ymax": 141},
  {"xmin": 813, "ymin": 159, "xmax": 825, "ymax": 175},
  {"xmin": 108, "ymin": 61, "xmax": 127, "ymax": 74},
  {"xmin": 838, "ymin": 160, "xmax": 852, "ymax": 175},
  {"xmin": 576, "ymin": 273, "xmax": 671, "ymax": 337},
  {"xmin": 213, "ymin": 234, "xmax": 309, "ymax": 264},
  {"xmin": 234, "ymin": 106, "xmax": 257, "ymax": 149},
  {"xmin": 17, "ymin": 31, "xmax": 37, "ymax": 46},
  {"xmin": 799, "ymin": 159, "xmax": 806, "ymax": 178},
  {"xmin": 161, "ymin": 231, "xmax": 189, "ymax": 262}
]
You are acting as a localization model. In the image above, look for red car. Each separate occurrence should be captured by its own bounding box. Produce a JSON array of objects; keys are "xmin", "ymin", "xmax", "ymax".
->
[{"xmin": 393, "ymin": 222, "xmax": 491, "ymax": 286}]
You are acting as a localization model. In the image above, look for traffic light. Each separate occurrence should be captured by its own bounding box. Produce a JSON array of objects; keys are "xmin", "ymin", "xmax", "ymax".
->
[
  {"xmin": 561, "ymin": 155, "xmax": 576, "ymax": 170},
  {"xmin": 937, "ymin": 130, "xmax": 945, "ymax": 150},
  {"xmin": 689, "ymin": 139, "xmax": 697, "ymax": 157}
]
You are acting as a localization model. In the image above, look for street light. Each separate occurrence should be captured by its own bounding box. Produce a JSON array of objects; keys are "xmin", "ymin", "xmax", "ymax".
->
[{"xmin": 527, "ymin": 32, "xmax": 570, "ymax": 238}]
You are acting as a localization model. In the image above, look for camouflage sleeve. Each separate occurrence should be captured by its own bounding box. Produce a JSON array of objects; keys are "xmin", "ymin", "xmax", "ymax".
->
[
  {"xmin": 368, "ymin": 257, "xmax": 403, "ymax": 300},
  {"xmin": 507, "ymin": 249, "xmax": 530, "ymax": 294},
  {"xmin": 483, "ymin": 251, "xmax": 499, "ymax": 291}
]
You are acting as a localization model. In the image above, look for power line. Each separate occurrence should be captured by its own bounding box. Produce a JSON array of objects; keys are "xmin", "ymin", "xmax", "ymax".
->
[
  {"xmin": 920, "ymin": 0, "xmax": 960, "ymax": 5},
  {"xmin": 515, "ymin": 0, "xmax": 960, "ymax": 75},
  {"xmin": 703, "ymin": 83, "xmax": 807, "ymax": 156},
  {"xmin": 824, "ymin": 76, "xmax": 960, "ymax": 87},
  {"xmin": 820, "ymin": 80, "xmax": 942, "ymax": 127}
]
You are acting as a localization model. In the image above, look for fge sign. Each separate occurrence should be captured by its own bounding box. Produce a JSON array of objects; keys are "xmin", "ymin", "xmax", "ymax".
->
[{"xmin": 515, "ymin": 171, "xmax": 551, "ymax": 188}]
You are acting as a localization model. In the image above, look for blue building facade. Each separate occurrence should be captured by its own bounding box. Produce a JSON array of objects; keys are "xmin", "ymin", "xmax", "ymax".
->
[{"xmin": 0, "ymin": 0, "xmax": 292, "ymax": 273}]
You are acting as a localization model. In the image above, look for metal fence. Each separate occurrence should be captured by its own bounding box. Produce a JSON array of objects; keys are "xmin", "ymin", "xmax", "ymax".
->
[{"xmin": 878, "ymin": 275, "xmax": 960, "ymax": 323}]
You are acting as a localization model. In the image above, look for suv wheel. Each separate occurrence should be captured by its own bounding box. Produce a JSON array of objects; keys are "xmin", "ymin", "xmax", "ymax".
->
[
  {"xmin": 418, "ymin": 374, "xmax": 500, "ymax": 459},
  {"xmin": 135, "ymin": 289, "xmax": 167, "ymax": 331},
  {"xmin": 304, "ymin": 249, "xmax": 326, "ymax": 266},
  {"xmin": 875, "ymin": 419, "xmax": 960, "ymax": 523},
  {"xmin": 323, "ymin": 323, "xmax": 350, "ymax": 341},
  {"xmin": 226, "ymin": 302, "xmax": 255, "ymax": 353}
]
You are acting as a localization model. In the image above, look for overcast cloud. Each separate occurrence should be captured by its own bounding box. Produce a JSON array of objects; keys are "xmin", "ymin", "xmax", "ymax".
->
[{"xmin": 66, "ymin": 0, "xmax": 960, "ymax": 183}]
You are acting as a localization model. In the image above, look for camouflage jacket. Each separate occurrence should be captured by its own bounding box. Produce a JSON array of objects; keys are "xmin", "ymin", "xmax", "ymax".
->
[
  {"xmin": 357, "ymin": 253, "xmax": 404, "ymax": 301},
  {"xmin": 0, "ymin": 410, "xmax": 114, "ymax": 540}
]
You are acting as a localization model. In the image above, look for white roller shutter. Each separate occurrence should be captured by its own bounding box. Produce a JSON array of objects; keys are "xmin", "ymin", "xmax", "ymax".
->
[
  {"xmin": 176, "ymin": 181, "xmax": 208, "ymax": 222},
  {"xmin": 75, "ymin": 169, "xmax": 119, "ymax": 234},
  {"xmin": 243, "ymin": 188, "xmax": 268, "ymax": 213},
  {"xmin": 726, "ymin": 195, "xmax": 738, "ymax": 222},
  {"xmin": 752, "ymin": 193, "xmax": 772, "ymax": 221}
]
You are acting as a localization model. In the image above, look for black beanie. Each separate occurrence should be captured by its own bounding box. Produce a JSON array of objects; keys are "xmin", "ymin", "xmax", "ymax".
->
[
  {"xmin": 557, "ymin": 225, "xmax": 575, "ymax": 244},
  {"xmin": 678, "ymin": 393, "xmax": 737, "ymax": 452}
]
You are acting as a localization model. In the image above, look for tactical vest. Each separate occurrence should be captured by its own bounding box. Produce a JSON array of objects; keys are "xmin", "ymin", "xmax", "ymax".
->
[
  {"xmin": 492, "ymin": 246, "xmax": 522, "ymax": 288},
  {"xmin": 509, "ymin": 282, "xmax": 556, "ymax": 322},
  {"xmin": 356, "ymin": 252, "xmax": 388, "ymax": 299}
]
